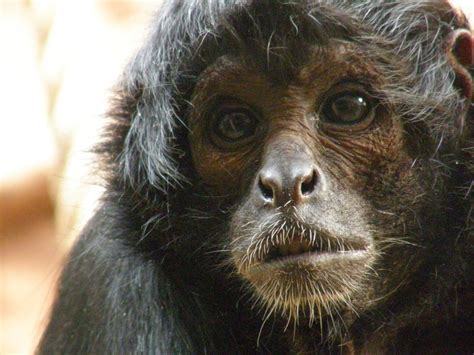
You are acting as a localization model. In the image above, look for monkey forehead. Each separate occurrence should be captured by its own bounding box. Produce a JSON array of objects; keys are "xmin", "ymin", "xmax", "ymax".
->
[
  {"xmin": 190, "ymin": 43, "xmax": 383, "ymax": 107},
  {"xmin": 296, "ymin": 43, "xmax": 384, "ymax": 86}
]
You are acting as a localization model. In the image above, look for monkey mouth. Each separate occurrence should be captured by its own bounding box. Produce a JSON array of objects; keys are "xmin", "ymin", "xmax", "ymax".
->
[
  {"xmin": 236, "ymin": 220, "xmax": 375, "ymax": 310},
  {"xmin": 261, "ymin": 226, "xmax": 369, "ymax": 265},
  {"xmin": 233, "ymin": 219, "xmax": 372, "ymax": 274},
  {"xmin": 267, "ymin": 238, "xmax": 316, "ymax": 261}
]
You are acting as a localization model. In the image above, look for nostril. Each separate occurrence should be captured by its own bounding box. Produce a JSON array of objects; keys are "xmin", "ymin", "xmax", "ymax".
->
[
  {"xmin": 301, "ymin": 170, "xmax": 317, "ymax": 196},
  {"xmin": 258, "ymin": 177, "xmax": 274, "ymax": 201}
]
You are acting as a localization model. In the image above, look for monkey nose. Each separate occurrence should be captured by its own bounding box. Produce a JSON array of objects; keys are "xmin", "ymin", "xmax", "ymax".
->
[{"xmin": 257, "ymin": 163, "xmax": 318, "ymax": 207}]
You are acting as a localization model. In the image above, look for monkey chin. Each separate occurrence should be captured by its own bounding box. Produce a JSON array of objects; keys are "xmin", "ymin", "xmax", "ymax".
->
[{"xmin": 239, "ymin": 247, "xmax": 375, "ymax": 326}]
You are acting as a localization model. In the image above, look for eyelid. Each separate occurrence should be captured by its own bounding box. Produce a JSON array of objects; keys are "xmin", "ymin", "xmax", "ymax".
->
[
  {"xmin": 318, "ymin": 82, "xmax": 377, "ymax": 130},
  {"xmin": 213, "ymin": 109, "xmax": 257, "ymax": 141},
  {"xmin": 207, "ymin": 98, "xmax": 263, "ymax": 150}
]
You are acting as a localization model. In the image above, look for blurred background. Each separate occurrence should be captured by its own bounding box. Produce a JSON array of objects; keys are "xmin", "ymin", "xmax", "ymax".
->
[
  {"xmin": 0, "ymin": 1, "xmax": 158, "ymax": 353},
  {"xmin": 0, "ymin": 1, "xmax": 472, "ymax": 354}
]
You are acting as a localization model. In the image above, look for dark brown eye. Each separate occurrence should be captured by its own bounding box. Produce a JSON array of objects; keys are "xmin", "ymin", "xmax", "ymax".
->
[
  {"xmin": 210, "ymin": 107, "xmax": 260, "ymax": 148},
  {"xmin": 321, "ymin": 92, "xmax": 372, "ymax": 125}
]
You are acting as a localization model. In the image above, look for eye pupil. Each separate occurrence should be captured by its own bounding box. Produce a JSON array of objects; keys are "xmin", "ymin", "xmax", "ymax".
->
[
  {"xmin": 215, "ymin": 110, "xmax": 257, "ymax": 142},
  {"xmin": 324, "ymin": 93, "xmax": 370, "ymax": 124}
]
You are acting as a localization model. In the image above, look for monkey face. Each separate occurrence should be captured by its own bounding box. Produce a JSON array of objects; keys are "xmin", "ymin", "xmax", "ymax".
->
[{"xmin": 188, "ymin": 44, "xmax": 437, "ymax": 324}]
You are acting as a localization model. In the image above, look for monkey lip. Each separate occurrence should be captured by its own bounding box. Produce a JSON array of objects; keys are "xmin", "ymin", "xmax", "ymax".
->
[
  {"xmin": 265, "ymin": 248, "xmax": 368, "ymax": 267},
  {"xmin": 262, "ymin": 233, "xmax": 369, "ymax": 265}
]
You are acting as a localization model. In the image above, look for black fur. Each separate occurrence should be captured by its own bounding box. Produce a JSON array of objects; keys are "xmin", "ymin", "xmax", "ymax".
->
[{"xmin": 39, "ymin": 1, "xmax": 473, "ymax": 353}]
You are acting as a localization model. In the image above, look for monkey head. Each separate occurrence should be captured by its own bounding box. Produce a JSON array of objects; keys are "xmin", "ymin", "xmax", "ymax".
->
[{"xmin": 184, "ymin": 1, "xmax": 473, "ymax": 337}]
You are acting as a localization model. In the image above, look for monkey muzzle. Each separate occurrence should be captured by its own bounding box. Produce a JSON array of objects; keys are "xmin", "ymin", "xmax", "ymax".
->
[{"xmin": 233, "ymin": 216, "xmax": 370, "ymax": 275}]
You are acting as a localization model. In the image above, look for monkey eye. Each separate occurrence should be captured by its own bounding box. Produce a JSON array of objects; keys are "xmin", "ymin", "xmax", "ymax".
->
[
  {"xmin": 320, "ymin": 89, "xmax": 374, "ymax": 127},
  {"xmin": 210, "ymin": 106, "xmax": 260, "ymax": 148}
]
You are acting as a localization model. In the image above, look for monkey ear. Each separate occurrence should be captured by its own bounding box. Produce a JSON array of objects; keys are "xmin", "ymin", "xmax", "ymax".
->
[{"xmin": 448, "ymin": 29, "xmax": 474, "ymax": 100}]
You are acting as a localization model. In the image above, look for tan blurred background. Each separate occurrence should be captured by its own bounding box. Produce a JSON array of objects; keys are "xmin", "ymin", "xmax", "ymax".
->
[
  {"xmin": 0, "ymin": 1, "xmax": 472, "ymax": 354},
  {"xmin": 0, "ymin": 1, "xmax": 158, "ymax": 353}
]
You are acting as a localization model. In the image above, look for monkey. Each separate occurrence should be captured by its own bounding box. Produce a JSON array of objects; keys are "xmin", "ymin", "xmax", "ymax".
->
[{"xmin": 38, "ymin": 0, "xmax": 474, "ymax": 353}]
